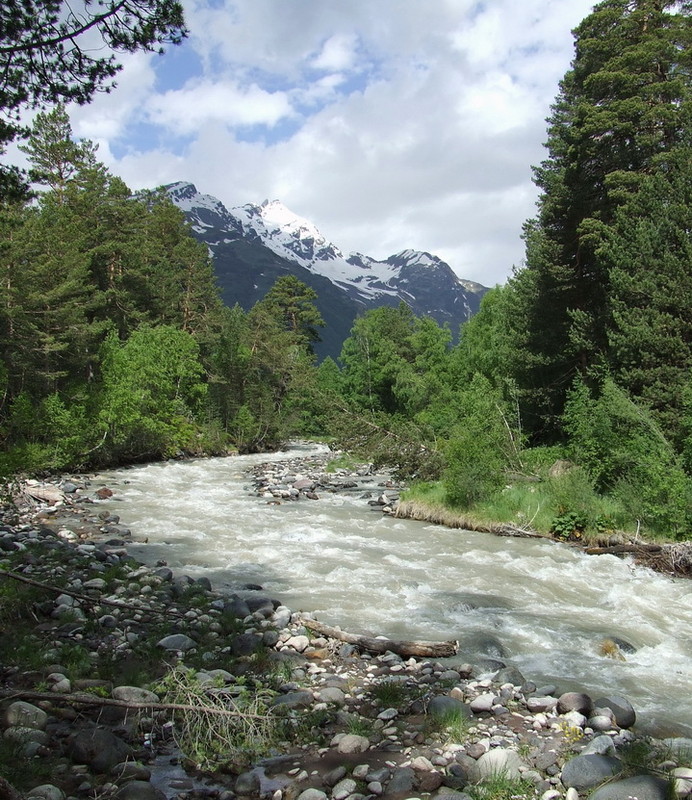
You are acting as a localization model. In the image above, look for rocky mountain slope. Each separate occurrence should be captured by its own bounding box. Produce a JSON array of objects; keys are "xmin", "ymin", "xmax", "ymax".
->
[{"xmin": 165, "ymin": 182, "xmax": 488, "ymax": 360}]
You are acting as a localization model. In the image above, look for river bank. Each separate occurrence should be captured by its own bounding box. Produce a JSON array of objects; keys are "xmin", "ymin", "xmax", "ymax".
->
[{"xmin": 1, "ymin": 454, "xmax": 692, "ymax": 800}]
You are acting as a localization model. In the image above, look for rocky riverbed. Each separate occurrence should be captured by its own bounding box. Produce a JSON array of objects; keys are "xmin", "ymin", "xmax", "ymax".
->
[{"xmin": 1, "ymin": 456, "xmax": 692, "ymax": 800}]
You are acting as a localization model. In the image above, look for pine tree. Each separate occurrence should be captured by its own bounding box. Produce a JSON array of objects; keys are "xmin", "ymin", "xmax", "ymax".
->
[
  {"xmin": 605, "ymin": 143, "xmax": 692, "ymax": 445},
  {"xmin": 512, "ymin": 0, "xmax": 692, "ymax": 439}
]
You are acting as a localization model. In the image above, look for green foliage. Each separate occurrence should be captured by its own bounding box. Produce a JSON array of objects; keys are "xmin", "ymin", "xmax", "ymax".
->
[
  {"xmin": 510, "ymin": 0, "xmax": 692, "ymax": 439},
  {"xmin": 0, "ymin": 0, "xmax": 186, "ymax": 199},
  {"xmin": 156, "ymin": 665, "xmax": 278, "ymax": 771},
  {"xmin": 563, "ymin": 378, "xmax": 691, "ymax": 535},
  {"xmin": 443, "ymin": 375, "xmax": 521, "ymax": 508},
  {"xmin": 98, "ymin": 325, "xmax": 207, "ymax": 462}
]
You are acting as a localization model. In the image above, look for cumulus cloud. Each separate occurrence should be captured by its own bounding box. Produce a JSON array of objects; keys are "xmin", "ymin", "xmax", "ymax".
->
[{"xmin": 79, "ymin": 0, "xmax": 596, "ymax": 286}]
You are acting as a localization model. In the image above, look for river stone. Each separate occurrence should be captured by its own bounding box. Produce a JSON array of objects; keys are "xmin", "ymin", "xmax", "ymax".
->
[
  {"xmin": 386, "ymin": 767, "xmax": 415, "ymax": 795},
  {"xmin": 428, "ymin": 696, "xmax": 472, "ymax": 720},
  {"xmin": 418, "ymin": 771, "xmax": 444, "ymax": 793},
  {"xmin": 231, "ymin": 632, "xmax": 263, "ymax": 656},
  {"xmin": 336, "ymin": 734, "xmax": 370, "ymax": 754},
  {"xmin": 453, "ymin": 754, "xmax": 481, "ymax": 785},
  {"xmin": 3, "ymin": 726, "xmax": 49, "ymax": 746},
  {"xmin": 589, "ymin": 776, "xmax": 670, "ymax": 800},
  {"xmin": 323, "ymin": 766, "xmax": 348, "ymax": 787},
  {"xmin": 114, "ymin": 781, "xmax": 166, "ymax": 800},
  {"xmin": 3, "ymin": 701, "xmax": 48, "ymax": 730},
  {"xmin": 112, "ymin": 686, "xmax": 160, "ymax": 704},
  {"xmin": 557, "ymin": 692, "xmax": 594, "ymax": 716},
  {"xmin": 332, "ymin": 778, "xmax": 357, "ymax": 800},
  {"xmin": 26, "ymin": 785, "xmax": 65, "ymax": 800},
  {"xmin": 589, "ymin": 714, "xmax": 617, "ymax": 732},
  {"xmin": 245, "ymin": 596, "xmax": 277, "ymax": 614},
  {"xmin": 560, "ymin": 754, "xmax": 622, "ymax": 790},
  {"xmin": 476, "ymin": 748, "xmax": 524, "ymax": 780},
  {"xmin": 317, "ymin": 687, "xmax": 346, "ymax": 706},
  {"xmin": 272, "ymin": 691, "xmax": 313, "ymax": 709},
  {"xmin": 593, "ymin": 695, "xmax": 636, "ymax": 728},
  {"xmin": 69, "ymin": 728, "xmax": 133, "ymax": 772},
  {"xmin": 235, "ymin": 771, "xmax": 261, "ymax": 795},
  {"xmin": 156, "ymin": 633, "xmax": 197, "ymax": 651},
  {"xmin": 470, "ymin": 693, "xmax": 496, "ymax": 713},
  {"xmin": 494, "ymin": 666, "xmax": 526, "ymax": 686},
  {"xmin": 285, "ymin": 635, "xmax": 310, "ymax": 652},
  {"xmin": 111, "ymin": 763, "xmax": 152, "ymax": 781},
  {"xmin": 297, "ymin": 790, "xmax": 328, "ymax": 800},
  {"xmin": 527, "ymin": 696, "xmax": 558, "ymax": 713},
  {"xmin": 582, "ymin": 735, "xmax": 617, "ymax": 756}
]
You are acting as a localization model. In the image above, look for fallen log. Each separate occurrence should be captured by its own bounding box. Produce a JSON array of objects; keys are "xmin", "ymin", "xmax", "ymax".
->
[
  {"xmin": 585, "ymin": 544, "xmax": 662, "ymax": 555},
  {"xmin": 301, "ymin": 618, "xmax": 458, "ymax": 658}
]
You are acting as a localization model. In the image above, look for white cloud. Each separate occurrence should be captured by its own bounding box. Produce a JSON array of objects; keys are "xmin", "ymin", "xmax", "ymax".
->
[
  {"xmin": 72, "ymin": 0, "xmax": 598, "ymax": 286},
  {"xmin": 311, "ymin": 34, "xmax": 359, "ymax": 72},
  {"xmin": 147, "ymin": 80, "xmax": 293, "ymax": 133}
]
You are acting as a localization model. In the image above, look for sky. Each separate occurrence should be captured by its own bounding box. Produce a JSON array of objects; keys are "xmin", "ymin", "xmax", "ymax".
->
[{"xmin": 60, "ymin": 0, "xmax": 595, "ymax": 286}]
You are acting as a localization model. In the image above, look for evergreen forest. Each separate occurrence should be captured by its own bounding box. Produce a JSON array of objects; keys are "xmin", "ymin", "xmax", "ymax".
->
[{"xmin": 1, "ymin": 0, "xmax": 691, "ymax": 543}]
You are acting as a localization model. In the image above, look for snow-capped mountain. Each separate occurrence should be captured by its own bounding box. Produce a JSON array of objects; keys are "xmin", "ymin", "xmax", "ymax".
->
[{"xmin": 165, "ymin": 181, "xmax": 488, "ymax": 360}]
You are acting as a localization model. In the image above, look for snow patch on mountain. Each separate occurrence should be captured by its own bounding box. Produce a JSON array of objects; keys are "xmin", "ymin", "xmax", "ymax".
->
[{"xmin": 164, "ymin": 181, "xmax": 485, "ymax": 308}]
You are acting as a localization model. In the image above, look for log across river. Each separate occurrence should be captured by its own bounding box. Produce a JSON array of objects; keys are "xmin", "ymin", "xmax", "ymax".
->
[{"xmin": 95, "ymin": 444, "xmax": 692, "ymax": 737}]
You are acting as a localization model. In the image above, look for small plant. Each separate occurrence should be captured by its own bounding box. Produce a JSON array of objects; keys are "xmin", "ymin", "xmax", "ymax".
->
[
  {"xmin": 468, "ymin": 773, "xmax": 540, "ymax": 800},
  {"xmin": 346, "ymin": 715, "xmax": 374, "ymax": 738},
  {"xmin": 369, "ymin": 679, "xmax": 416, "ymax": 708},
  {"xmin": 426, "ymin": 708, "xmax": 471, "ymax": 746},
  {"xmin": 550, "ymin": 510, "xmax": 587, "ymax": 541},
  {"xmin": 558, "ymin": 720, "xmax": 584, "ymax": 750},
  {"xmin": 156, "ymin": 664, "xmax": 278, "ymax": 772}
]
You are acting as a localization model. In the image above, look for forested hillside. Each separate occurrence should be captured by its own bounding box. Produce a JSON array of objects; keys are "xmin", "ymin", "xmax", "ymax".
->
[{"xmin": 0, "ymin": 0, "xmax": 691, "ymax": 542}]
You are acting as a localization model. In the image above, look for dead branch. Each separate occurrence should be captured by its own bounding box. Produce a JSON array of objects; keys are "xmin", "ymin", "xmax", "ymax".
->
[{"xmin": 0, "ymin": 688, "xmax": 271, "ymax": 719}]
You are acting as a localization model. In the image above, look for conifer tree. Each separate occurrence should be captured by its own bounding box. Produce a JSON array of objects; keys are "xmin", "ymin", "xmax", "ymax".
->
[{"xmin": 511, "ymin": 0, "xmax": 692, "ymax": 439}]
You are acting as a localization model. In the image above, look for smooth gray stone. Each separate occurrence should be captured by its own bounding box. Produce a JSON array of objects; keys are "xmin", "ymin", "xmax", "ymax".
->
[
  {"xmin": 593, "ymin": 695, "xmax": 636, "ymax": 728},
  {"xmin": 156, "ymin": 633, "xmax": 197, "ymax": 651},
  {"xmin": 561, "ymin": 755, "xmax": 622, "ymax": 790},
  {"xmin": 589, "ymin": 776, "xmax": 670, "ymax": 800},
  {"xmin": 427, "ymin": 695, "xmax": 472, "ymax": 720}
]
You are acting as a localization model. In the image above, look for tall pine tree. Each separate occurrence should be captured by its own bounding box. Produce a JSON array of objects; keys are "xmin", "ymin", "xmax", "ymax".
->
[{"xmin": 511, "ymin": 0, "xmax": 692, "ymax": 439}]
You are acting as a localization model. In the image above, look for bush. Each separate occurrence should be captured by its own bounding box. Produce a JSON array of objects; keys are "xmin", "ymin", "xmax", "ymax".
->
[
  {"xmin": 443, "ymin": 375, "xmax": 520, "ymax": 508},
  {"xmin": 563, "ymin": 378, "xmax": 692, "ymax": 536}
]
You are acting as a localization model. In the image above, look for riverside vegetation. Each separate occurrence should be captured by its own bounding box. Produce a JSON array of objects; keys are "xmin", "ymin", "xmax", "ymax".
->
[
  {"xmin": 1, "ymin": 472, "xmax": 692, "ymax": 800},
  {"xmin": 3, "ymin": 1, "xmax": 692, "ymax": 545}
]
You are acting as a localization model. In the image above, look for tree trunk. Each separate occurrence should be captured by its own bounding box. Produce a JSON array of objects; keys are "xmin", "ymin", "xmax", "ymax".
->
[{"xmin": 301, "ymin": 618, "xmax": 458, "ymax": 658}]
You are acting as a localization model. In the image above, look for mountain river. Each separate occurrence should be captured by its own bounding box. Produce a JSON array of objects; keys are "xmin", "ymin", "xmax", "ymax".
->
[{"xmin": 95, "ymin": 444, "xmax": 692, "ymax": 738}]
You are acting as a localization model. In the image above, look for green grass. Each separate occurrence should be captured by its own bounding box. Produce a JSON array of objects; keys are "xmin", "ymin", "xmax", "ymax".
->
[
  {"xmin": 325, "ymin": 452, "xmax": 363, "ymax": 473},
  {"xmin": 401, "ymin": 466, "xmax": 652, "ymax": 544},
  {"xmin": 425, "ymin": 708, "xmax": 471, "ymax": 745},
  {"xmin": 468, "ymin": 773, "xmax": 540, "ymax": 800}
]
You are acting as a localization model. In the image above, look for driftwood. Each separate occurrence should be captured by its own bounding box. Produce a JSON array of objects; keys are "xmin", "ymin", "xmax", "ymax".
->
[
  {"xmin": 585, "ymin": 544, "xmax": 662, "ymax": 555},
  {"xmin": 21, "ymin": 484, "xmax": 64, "ymax": 505},
  {"xmin": 301, "ymin": 618, "xmax": 458, "ymax": 658}
]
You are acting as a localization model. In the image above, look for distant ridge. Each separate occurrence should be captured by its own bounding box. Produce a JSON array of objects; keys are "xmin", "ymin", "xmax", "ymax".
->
[{"xmin": 165, "ymin": 181, "xmax": 489, "ymax": 360}]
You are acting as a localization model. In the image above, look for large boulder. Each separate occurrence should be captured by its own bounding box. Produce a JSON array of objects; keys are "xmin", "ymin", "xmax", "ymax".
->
[
  {"xmin": 593, "ymin": 695, "xmax": 636, "ymax": 728},
  {"xmin": 561, "ymin": 754, "xmax": 622, "ymax": 790},
  {"xmin": 589, "ymin": 776, "xmax": 670, "ymax": 800},
  {"xmin": 69, "ymin": 728, "xmax": 133, "ymax": 773}
]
